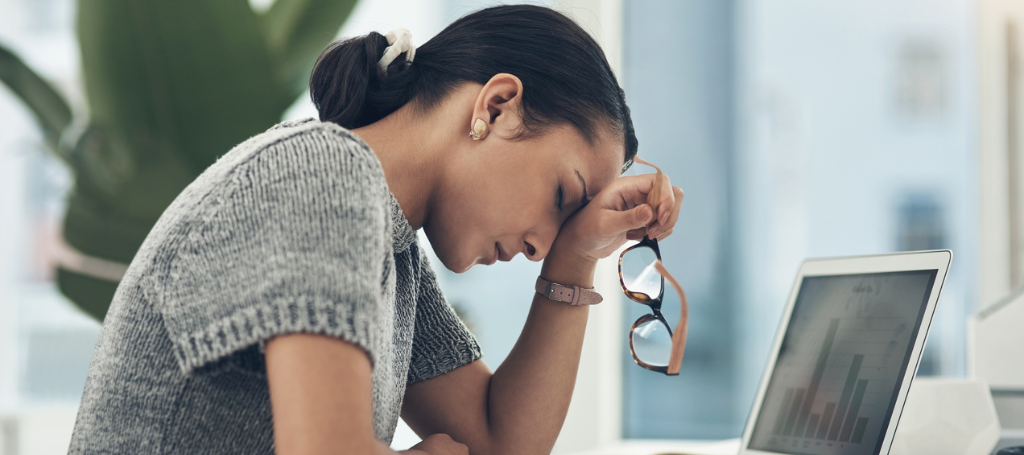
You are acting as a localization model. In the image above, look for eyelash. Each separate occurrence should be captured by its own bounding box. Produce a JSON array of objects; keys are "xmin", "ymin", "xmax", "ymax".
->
[{"xmin": 557, "ymin": 185, "xmax": 565, "ymax": 211}]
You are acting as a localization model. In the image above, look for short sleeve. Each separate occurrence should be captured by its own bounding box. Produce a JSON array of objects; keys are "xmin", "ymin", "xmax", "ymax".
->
[
  {"xmin": 146, "ymin": 126, "xmax": 392, "ymax": 375},
  {"xmin": 407, "ymin": 246, "xmax": 483, "ymax": 384}
]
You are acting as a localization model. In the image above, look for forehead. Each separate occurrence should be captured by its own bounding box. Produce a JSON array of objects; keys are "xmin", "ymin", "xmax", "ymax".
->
[{"xmin": 545, "ymin": 124, "xmax": 624, "ymax": 191}]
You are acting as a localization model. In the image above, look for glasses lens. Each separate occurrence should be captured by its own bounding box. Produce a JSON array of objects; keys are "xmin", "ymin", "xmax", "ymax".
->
[
  {"xmin": 620, "ymin": 246, "xmax": 662, "ymax": 300},
  {"xmin": 631, "ymin": 317, "xmax": 673, "ymax": 367}
]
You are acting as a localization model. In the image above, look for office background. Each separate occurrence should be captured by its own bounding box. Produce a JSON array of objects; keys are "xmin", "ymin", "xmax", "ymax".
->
[{"xmin": 0, "ymin": 0, "xmax": 997, "ymax": 453}]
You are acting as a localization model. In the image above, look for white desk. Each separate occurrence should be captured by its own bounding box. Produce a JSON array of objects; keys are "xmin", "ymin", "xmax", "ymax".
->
[{"xmin": 562, "ymin": 438, "xmax": 741, "ymax": 455}]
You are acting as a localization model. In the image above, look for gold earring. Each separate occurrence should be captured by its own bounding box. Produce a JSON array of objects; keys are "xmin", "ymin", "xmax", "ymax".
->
[{"xmin": 469, "ymin": 118, "xmax": 489, "ymax": 140}]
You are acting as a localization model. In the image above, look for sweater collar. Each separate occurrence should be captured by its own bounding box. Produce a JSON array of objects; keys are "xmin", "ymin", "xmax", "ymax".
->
[{"xmin": 388, "ymin": 192, "xmax": 417, "ymax": 253}]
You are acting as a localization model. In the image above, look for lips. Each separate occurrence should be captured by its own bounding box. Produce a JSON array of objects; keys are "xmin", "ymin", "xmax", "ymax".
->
[
  {"xmin": 485, "ymin": 243, "xmax": 519, "ymax": 265},
  {"xmin": 497, "ymin": 243, "xmax": 519, "ymax": 262},
  {"xmin": 486, "ymin": 244, "xmax": 499, "ymax": 265}
]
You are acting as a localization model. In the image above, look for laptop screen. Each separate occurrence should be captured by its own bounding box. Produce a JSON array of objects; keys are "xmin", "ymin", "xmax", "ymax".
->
[{"xmin": 747, "ymin": 270, "xmax": 938, "ymax": 455}]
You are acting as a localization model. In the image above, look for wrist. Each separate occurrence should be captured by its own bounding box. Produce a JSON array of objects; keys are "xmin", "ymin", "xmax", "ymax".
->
[{"xmin": 541, "ymin": 242, "xmax": 598, "ymax": 288}]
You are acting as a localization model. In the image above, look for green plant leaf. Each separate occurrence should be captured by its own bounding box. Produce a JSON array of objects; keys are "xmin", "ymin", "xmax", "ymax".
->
[
  {"xmin": 56, "ymin": 0, "xmax": 358, "ymax": 321},
  {"xmin": 57, "ymin": 268, "xmax": 119, "ymax": 321},
  {"xmin": 70, "ymin": 125, "xmax": 198, "ymax": 222},
  {"xmin": 57, "ymin": 186, "xmax": 159, "ymax": 321},
  {"xmin": 63, "ymin": 188, "xmax": 155, "ymax": 264},
  {"xmin": 260, "ymin": 0, "xmax": 360, "ymax": 100},
  {"xmin": 0, "ymin": 43, "xmax": 73, "ymax": 159},
  {"xmin": 78, "ymin": 0, "xmax": 287, "ymax": 172}
]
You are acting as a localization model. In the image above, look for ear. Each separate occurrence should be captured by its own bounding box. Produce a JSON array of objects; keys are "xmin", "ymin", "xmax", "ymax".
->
[{"xmin": 470, "ymin": 73, "xmax": 524, "ymax": 139}]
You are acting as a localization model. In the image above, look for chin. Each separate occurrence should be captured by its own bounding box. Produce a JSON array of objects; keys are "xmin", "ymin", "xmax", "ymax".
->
[
  {"xmin": 430, "ymin": 244, "xmax": 475, "ymax": 274},
  {"xmin": 445, "ymin": 256, "xmax": 477, "ymax": 274},
  {"xmin": 423, "ymin": 224, "xmax": 477, "ymax": 273}
]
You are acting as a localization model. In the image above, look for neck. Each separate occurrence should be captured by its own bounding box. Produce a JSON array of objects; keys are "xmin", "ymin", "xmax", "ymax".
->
[{"xmin": 351, "ymin": 101, "xmax": 463, "ymax": 230}]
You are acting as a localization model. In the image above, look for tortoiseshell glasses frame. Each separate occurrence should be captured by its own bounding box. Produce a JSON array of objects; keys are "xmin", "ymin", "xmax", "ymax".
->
[{"xmin": 618, "ymin": 236, "xmax": 689, "ymax": 375}]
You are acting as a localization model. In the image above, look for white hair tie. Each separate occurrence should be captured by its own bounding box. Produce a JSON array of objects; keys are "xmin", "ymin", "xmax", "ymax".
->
[{"xmin": 377, "ymin": 28, "xmax": 416, "ymax": 75}]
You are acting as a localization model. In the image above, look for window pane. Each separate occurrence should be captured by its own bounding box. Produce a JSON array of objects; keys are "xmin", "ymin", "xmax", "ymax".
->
[
  {"xmin": 621, "ymin": 0, "xmax": 975, "ymax": 439},
  {"xmin": 622, "ymin": 0, "xmax": 740, "ymax": 439}
]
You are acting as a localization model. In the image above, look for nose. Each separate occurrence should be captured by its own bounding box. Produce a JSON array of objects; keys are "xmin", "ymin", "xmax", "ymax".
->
[{"xmin": 522, "ymin": 230, "xmax": 556, "ymax": 262}]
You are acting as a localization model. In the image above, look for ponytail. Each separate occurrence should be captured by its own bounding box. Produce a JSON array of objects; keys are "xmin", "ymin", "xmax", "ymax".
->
[{"xmin": 309, "ymin": 32, "xmax": 418, "ymax": 129}]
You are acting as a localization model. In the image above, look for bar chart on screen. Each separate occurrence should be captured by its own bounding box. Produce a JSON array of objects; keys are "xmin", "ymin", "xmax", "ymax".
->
[
  {"xmin": 749, "ymin": 272, "xmax": 934, "ymax": 455},
  {"xmin": 768, "ymin": 318, "xmax": 890, "ymax": 446}
]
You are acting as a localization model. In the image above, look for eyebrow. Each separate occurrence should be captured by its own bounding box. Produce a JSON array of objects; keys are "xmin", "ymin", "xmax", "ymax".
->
[{"xmin": 575, "ymin": 169, "xmax": 590, "ymax": 205}]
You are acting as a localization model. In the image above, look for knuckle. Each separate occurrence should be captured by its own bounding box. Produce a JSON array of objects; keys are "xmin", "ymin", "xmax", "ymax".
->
[{"xmin": 636, "ymin": 207, "xmax": 648, "ymax": 222}]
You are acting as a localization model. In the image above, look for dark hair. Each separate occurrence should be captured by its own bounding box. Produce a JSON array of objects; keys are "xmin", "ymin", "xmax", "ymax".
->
[{"xmin": 309, "ymin": 4, "xmax": 638, "ymax": 169}]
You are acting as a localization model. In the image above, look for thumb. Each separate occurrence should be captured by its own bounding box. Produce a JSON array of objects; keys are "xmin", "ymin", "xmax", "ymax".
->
[{"xmin": 608, "ymin": 204, "xmax": 654, "ymax": 235}]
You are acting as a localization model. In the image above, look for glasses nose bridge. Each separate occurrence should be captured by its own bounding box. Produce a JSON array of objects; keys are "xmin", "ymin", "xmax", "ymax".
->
[
  {"xmin": 619, "ymin": 268, "xmax": 665, "ymax": 306},
  {"xmin": 622, "ymin": 287, "xmax": 663, "ymax": 308}
]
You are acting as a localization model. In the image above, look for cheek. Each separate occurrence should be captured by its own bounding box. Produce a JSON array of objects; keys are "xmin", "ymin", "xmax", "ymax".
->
[
  {"xmin": 426, "ymin": 165, "xmax": 554, "ymax": 269},
  {"xmin": 450, "ymin": 174, "xmax": 538, "ymax": 233}
]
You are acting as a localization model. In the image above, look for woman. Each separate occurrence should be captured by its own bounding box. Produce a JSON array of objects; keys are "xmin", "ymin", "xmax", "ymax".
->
[{"xmin": 69, "ymin": 5, "xmax": 682, "ymax": 454}]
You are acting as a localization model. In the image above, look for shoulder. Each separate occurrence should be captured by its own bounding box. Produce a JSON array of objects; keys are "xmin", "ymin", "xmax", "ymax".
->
[
  {"xmin": 229, "ymin": 118, "xmax": 390, "ymax": 214},
  {"xmin": 256, "ymin": 118, "xmax": 382, "ymax": 182},
  {"xmin": 179, "ymin": 118, "xmax": 386, "ymax": 208},
  {"xmin": 266, "ymin": 117, "xmax": 374, "ymax": 155},
  {"xmin": 142, "ymin": 118, "xmax": 393, "ymax": 276}
]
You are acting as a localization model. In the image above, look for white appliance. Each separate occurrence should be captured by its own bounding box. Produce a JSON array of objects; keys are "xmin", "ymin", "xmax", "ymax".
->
[{"xmin": 970, "ymin": 285, "xmax": 1024, "ymax": 454}]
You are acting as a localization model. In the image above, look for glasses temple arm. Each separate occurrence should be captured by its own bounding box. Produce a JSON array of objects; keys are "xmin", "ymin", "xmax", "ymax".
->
[
  {"xmin": 653, "ymin": 260, "xmax": 688, "ymax": 375},
  {"xmin": 632, "ymin": 156, "xmax": 665, "ymax": 221}
]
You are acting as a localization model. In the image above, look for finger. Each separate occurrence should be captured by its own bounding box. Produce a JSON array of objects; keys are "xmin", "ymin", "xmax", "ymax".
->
[
  {"xmin": 648, "ymin": 186, "xmax": 683, "ymax": 239},
  {"xmin": 664, "ymin": 186, "xmax": 683, "ymax": 230},
  {"xmin": 603, "ymin": 203, "xmax": 654, "ymax": 237},
  {"xmin": 600, "ymin": 174, "xmax": 662, "ymax": 210},
  {"xmin": 656, "ymin": 176, "xmax": 677, "ymax": 225},
  {"xmin": 626, "ymin": 227, "xmax": 648, "ymax": 241},
  {"xmin": 656, "ymin": 227, "xmax": 674, "ymax": 241}
]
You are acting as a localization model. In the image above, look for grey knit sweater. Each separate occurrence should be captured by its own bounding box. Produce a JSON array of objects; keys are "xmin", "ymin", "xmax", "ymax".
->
[{"xmin": 68, "ymin": 118, "xmax": 482, "ymax": 453}]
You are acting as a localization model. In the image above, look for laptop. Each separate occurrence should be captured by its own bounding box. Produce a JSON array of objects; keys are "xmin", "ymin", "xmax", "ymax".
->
[
  {"xmin": 740, "ymin": 250, "xmax": 951, "ymax": 455},
  {"xmin": 566, "ymin": 250, "xmax": 952, "ymax": 455}
]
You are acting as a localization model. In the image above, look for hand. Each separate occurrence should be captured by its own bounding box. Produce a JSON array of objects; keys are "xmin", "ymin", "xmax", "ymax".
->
[
  {"xmin": 400, "ymin": 433, "xmax": 469, "ymax": 455},
  {"xmin": 553, "ymin": 171, "xmax": 683, "ymax": 262}
]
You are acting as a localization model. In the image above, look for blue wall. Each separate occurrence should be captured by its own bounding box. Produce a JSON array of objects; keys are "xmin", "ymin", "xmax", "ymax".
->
[{"xmin": 621, "ymin": 0, "xmax": 741, "ymax": 439}]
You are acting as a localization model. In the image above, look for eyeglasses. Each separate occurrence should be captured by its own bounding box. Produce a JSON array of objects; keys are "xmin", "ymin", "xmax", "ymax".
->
[
  {"xmin": 620, "ymin": 157, "xmax": 689, "ymax": 375},
  {"xmin": 619, "ymin": 236, "xmax": 688, "ymax": 375}
]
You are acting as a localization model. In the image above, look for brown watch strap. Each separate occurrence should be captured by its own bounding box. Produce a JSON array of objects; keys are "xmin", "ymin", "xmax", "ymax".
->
[{"xmin": 535, "ymin": 276, "xmax": 603, "ymax": 306}]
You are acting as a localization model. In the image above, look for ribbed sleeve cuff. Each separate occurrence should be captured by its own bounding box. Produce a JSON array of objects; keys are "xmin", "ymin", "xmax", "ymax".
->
[
  {"xmin": 162, "ymin": 290, "xmax": 383, "ymax": 376},
  {"xmin": 406, "ymin": 332, "xmax": 481, "ymax": 384}
]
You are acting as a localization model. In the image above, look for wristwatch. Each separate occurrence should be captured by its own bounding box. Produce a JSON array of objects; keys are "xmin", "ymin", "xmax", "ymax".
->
[{"xmin": 535, "ymin": 276, "xmax": 603, "ymax": 306}]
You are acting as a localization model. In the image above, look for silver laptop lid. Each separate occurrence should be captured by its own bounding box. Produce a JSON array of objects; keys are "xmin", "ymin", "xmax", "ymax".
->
[{"xmin": 740, "ymin": 250, "xmax": 951, "ymax": 455}]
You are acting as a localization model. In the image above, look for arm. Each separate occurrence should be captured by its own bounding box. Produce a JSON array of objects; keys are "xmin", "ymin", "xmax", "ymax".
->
[
  {"xmin": 401, "ymin": 175, "xmax": 684, "ymax": 455},
  {"xmin": 266, "ymin": 333, "xmax": 385, "ymax": 454},
  {"xmin": 266, "ymin": 333, "xmax": 470, "ymax": 455},
  {"xmin": 401, "ymin": 250, "xmax": 595, "ymax": 455}
]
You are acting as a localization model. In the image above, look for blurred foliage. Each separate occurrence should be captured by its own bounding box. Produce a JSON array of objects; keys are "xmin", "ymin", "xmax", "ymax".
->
[{"xmin": 0, "ymin": 0, "xmax": 358, "ymax": 320}]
